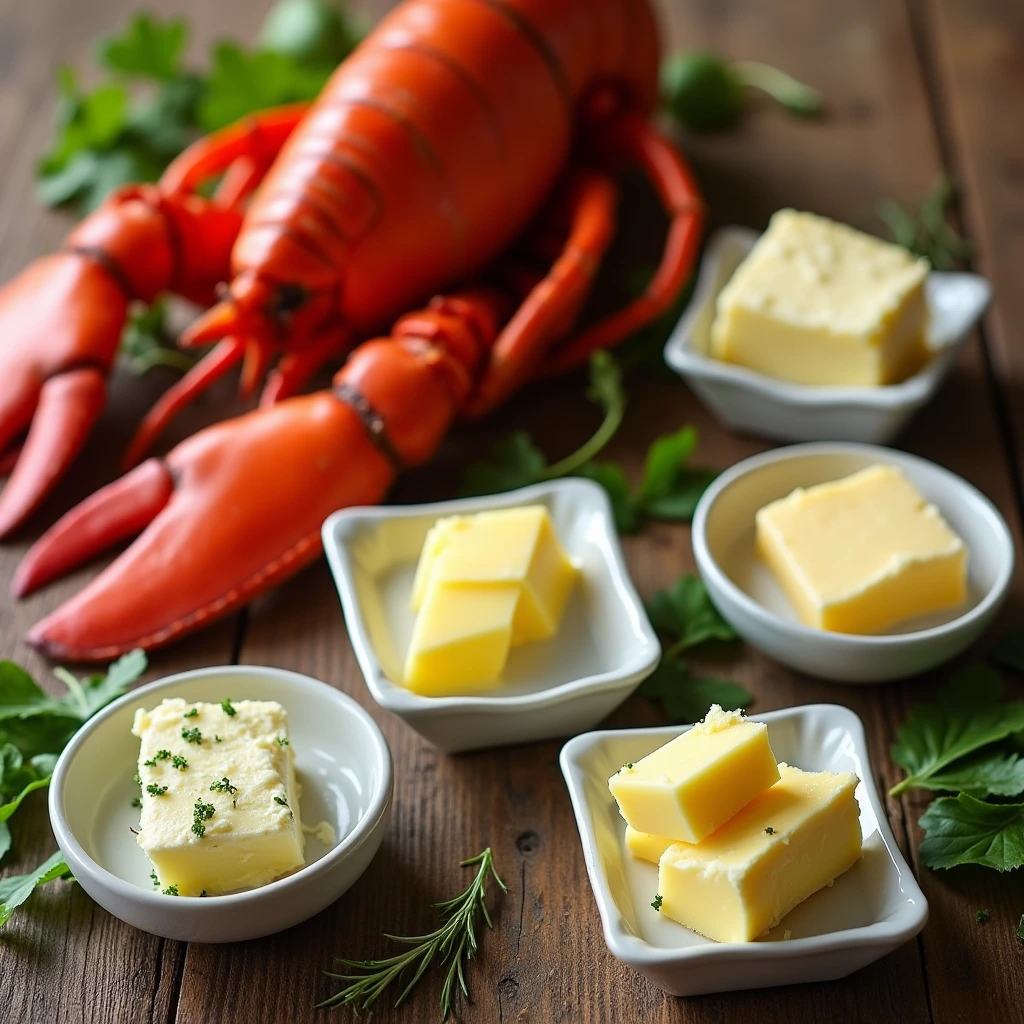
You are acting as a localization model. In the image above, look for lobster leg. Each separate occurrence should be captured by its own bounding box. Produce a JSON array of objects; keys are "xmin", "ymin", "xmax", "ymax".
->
[
  {"xmin": 463, "ymin": 168, "xmax": 619, "ymax": 417},
  {"xmin": 539, "ymin": 109, "xmax": 706, "ymax": 375}
]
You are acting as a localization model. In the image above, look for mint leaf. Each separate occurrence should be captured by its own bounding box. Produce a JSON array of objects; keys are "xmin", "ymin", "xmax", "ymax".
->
[
  {"xmin": 461, "ymin": 432, "xmax": 547, "ymax": 497},
  {"xmin": 914, "ymin": 749, "xmax": 1024, "ymax": 799},
  {"xmin": 890, "ymin": 667, "xmax": 1024, "ymax": 796},
  {"xmin": 0, "ymin": 850, "xmax": 72, "ymax": 927},
  {"xmin": 638, "ymin": 659, "xmax": 752, "ymax": 724},
  {"xmin": 646, "ymin": 574, "xmax": 737, "ymax": 657},
  {"xmin": 98, "ymin": 13, "xmax": 188, "ymax": 81},
  {"xmin": 637, "ymin": 427, "xmax": 697, "ymax": 504},
  {"xmin": 919, "ymin": 793, "xmax": 1024, "ymax": 871},
  {"xmin": 577, "ymin": 462, "xmax": 637, "ymax": 533}
]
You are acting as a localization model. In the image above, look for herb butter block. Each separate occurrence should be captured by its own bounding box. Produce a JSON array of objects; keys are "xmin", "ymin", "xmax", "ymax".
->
[
  {"xmin": 132, "ymin": 698, "xmax": 304, "ymax": 896},
  {"xmin": 657, "ymin": 765, "xmax": 862, "ymax": 942},
  {"xmin": 711, "ymin": 209, "xmax": 930, "ymax": 386},
  {"xmin": 608, "ymin": 706, "xmax": 780, "ymax": 844},
  {"xmin": 756, "ymin": 464, "xmax": 967, "ymax": 634}
]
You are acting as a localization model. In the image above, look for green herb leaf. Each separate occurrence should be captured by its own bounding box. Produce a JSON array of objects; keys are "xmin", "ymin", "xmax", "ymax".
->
[
  {"xmin": 260, "ymin": 0, "xmax": 362, "ymax": 66},
  {"xmin": 119, "ymin": 300, "xmax": 196, "ymax": 377},
  {"xmin": 912, "ymin": 749, "xmax": 1024, "ymax": 799},
  {"xmin": 320, "ymin": 848, "xmax": 505, "ymax": 1019},
  {"xmin": 651, "ymin": 893, "xmax": 663, "ymax": 911},
  {"xmin": 646, "ymin": 574, "xmax": 737, "ymax": 659},
  {"xmin": 460, "ymin": 431, "xmax": 547, "ymax": 497},
  {"xmin": 638, "ymin": 659, "xmax": 753, "ymax": 724},
  {"xmin": 877, "ymin": 175, "xmax": 972, "ymax": 270},
  {"xmin": 889, "ymin": 667, "xmax": 1024, "ymax": 796},
  {"xmin": 919, "ymin": 793, "xmax": 1024, "ymax": 871},
  {"xmin": 576, "ymin": 462, "xmax": 638, "ymax": 533},
  {"xmin": 98, "ymin": 13, "xmax": 188, "ymax": 82},
  {"xmin": 0, "ymin": 850, "xmax": 72, "ymax": 927},
  {"xmin": 976, "ymin": 908, "xmax": 991, "ymax": 923}
]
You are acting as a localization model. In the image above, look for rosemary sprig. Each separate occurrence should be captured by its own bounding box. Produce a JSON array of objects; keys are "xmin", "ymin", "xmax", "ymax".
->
[
  {"xmin": 318, "ymin": 848, "xmax": 506, "ymax": 1020},
  {"xmin": 877, "ymin": 174, "xmax": 973, "ymax": 270}
]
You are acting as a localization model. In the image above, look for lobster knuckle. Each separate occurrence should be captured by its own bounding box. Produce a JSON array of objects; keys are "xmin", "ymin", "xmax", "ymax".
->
[{"xmin": 339, "ymin": 338, "xmax": 462, "ymax": 467}]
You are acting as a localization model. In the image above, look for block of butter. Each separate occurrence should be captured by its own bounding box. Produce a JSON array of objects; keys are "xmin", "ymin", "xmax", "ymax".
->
[
  {"xmin": 133, "ymin": 698, "xmax": 304, "ymax": 896},
  {"xmin": 625, "ymin": 825, "xmax": 675, "ymax": 866},
  {"xmin": 711, "ymin": 209, "xmax": 930, "ymax": 386},
  {"xmin": 411, "ymin": 506, "xmax": 577, "ymax": 643},
  {"xmin": 756, "ymin": 464, "xmax": 967, "ymax": 634},
  {"xmin": 657, "ymin": 764, "xmax": 862, "ymax": 942},
  {"xmin": 403, "ymin": 506, "xmax": 577, "ymax": 695},
  {"xmin": 608, "ymin": 706, "xmax": 780, "ymax": 844}
]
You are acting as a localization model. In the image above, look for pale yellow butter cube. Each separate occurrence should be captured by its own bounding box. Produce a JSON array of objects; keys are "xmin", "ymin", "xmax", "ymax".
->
[
  {"xmin": 403, "ymin": 582, "xmax": 519, "ymax": 695},
  {"xmin": 133, "ymin": 698, "xmax": 304, "ymax": 896},
  {"xmin": 409, "ymin": 506, "xmax": 577, "ymax": 645},
  {"xmin": 658, "ymin": 765, "xmax": 862, "ymax": 942},
  {"xmin": 608, "ymin": 706, "xmax": 780, "ymax": 844},
  {"xmin": 756, "ymin": 464, "xmax": 967, "ymax": 634},
  {"xmin": 711, "ymin": 209, "xmax": 930, "ymax": 386},
  {"xmin": 624, "ymin": 825, "xmax": 675, "ymax": 865}
]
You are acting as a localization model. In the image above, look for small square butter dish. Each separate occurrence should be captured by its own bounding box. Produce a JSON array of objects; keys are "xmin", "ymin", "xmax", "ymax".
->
[
  {"xmin": 560, "ymin": 705, "xmax": 928, "ymax": 997},
  {"xmin": 664, "ymin": 226, "xmax": 991, "ymax": 444},
  {"xmin": 322, "ymin": 479, "xmax": 660, "ymax": 753}
]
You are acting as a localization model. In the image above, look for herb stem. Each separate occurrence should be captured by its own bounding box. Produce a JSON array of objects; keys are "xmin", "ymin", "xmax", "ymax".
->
[{"xmin": 733, "ymin": 61, "xmax": 822, "ymax": 116}]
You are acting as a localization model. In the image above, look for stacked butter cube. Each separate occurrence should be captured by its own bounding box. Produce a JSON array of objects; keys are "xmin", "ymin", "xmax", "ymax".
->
[{"xmin": 608, "ymin": 706, "xmax": 862, "ymax": 942}]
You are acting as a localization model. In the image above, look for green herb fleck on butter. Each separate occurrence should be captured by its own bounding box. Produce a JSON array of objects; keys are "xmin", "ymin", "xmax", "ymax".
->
[
  {"xmin": 181, "ymin": 727, "xmax": 202, "ymax": 745},
  {"xmin": 192, "ymin": 799, "xmax": 215, "ymax": 838},
  {"xmin": 210, "ymin": 777, "xmax": 238, "ymax": 795},
  {"xmin": 171, "ymin": 754, "xmax": 188, "ymax": 770},
  {"xmin": 183, "ymin": 708, "xmax": 198, "ymax": 718},
  {"xmin": 277, "ymin": 737, "xmax": 289, "ymax": 746},
  {"xmin": 220, "ymin": 699, "xmax": 236, "ymax": 717},
  {"xmin": 274, "ymin": 795, "xmax": 289, "ymax": 808},
  {"xmin": 150, "ymin": 870, "xmax": 159, "ymax": 887},
  {"xmin": 765, "ymin": 827, "xmax": 775, "ymax": 835},
  {"xmin": 651, "ymin": 894, "xmax": 663, "ymax": 912},
  {"xmin": 162, "ymin": 885, "xmax": 179, "ymax": 896},
  {"xmin": 146, "ymin": 784, "xmax": 168, "ymax": 797}
]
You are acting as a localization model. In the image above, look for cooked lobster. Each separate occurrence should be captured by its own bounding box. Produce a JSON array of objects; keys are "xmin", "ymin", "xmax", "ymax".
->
[{"xmin": 6, "ymin": 0, "xmax": 703, "ymax": 660}]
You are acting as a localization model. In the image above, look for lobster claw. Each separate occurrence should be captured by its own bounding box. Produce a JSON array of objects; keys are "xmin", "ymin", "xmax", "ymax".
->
[
  {"xmin": 18, "ymin": 391, "xmax": 398, "ymax": 662},
  {"xmin": 0, "ymin": 254, "xmax": 127, "ymax": 537}
]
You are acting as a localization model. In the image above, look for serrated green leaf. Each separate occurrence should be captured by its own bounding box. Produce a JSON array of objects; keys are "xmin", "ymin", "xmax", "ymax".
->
[
  {"xmin": 890, "ymin": 667, "xmax": 1024, "ymax": 796},
  {"xmin": 638, "ymin": 659, "xmax": 752, "ymax": 724},
  {"xmin": 919, "ymin": 793, "xmax": 1024, "ymax": 871},
  {"xmin": 98, "ymin": 13, "xmax": 188, "ymax": 81},
  {"xmin": 645, "ymin": 574, "xmax": 737, "ymax": 655},
  {"xmin": 0, "ymin": 850, "xmax": 72, "ymax": 927},
  {"xmin": 914, "ymin": 749, "xmax": 1024, "ymax": 798},
  {"xmin": 643, "ymin": 468, "xmax": 717, "ymax": 522}
]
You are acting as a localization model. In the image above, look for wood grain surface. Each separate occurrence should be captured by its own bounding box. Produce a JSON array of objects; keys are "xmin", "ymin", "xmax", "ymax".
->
[{"xmin": 0, "ymin": 1, "xmax": 1022, "ymax": 1022}]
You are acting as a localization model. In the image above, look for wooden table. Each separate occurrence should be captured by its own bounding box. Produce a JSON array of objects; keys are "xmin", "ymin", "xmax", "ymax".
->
[{"xmin": 2, "ymin": 0, "xmax": 1023, "ymax": 1020}]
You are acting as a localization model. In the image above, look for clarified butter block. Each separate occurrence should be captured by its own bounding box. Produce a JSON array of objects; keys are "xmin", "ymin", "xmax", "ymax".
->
[
  {"xmin": 711, "ymin": 209, "xmax": 930, "ymax": 386},
  {"xmin": 657, "ymin": 765, "xmax": 862, "ymax": 942},
  {"xmin": 624, "ymin": 825, "xmax": 676, "ymax": 866},
  {"xmin": 756, "ymin": 464, "xmax": 967, "ymax": 634},
  {"xmin": 409, "ymin": 506, "xmax": 577, "ymax": 644},
  {"xmin": 403, "ymin": 582, "xmax": 519, "ymax": 695},
  {"xmin": 608, "ymin": 706, "xmax": 780, "ymax": 844},
  {"xmin": 133, "ymin": 698, "xmax": 303, "ymax": 896}
]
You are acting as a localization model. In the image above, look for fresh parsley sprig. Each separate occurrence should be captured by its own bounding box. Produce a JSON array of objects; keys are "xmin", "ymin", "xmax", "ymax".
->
[
  {"xmin": 638, "ymin": 575, "xmax": 753, "ymax": 723},
  {"xmin": 319, "ymin": 848, "xmax": 505, "ymax": 1020},
  {"xmin": 877, "ymin": 174, "xmax": 972, "ymax": 270}
]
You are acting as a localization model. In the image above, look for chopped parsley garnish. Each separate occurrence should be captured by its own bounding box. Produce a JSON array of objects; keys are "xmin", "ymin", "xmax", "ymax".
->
[
  {"xmin": 210, "ymin": 777, "xmax": 238, "ymax": 795},
  {"xmin": 220, "ymin": 699, "xmax": 236, "ymax": 717},
  {"xmin": 146, "ymin": 784, "xmax": 168, "ymax": 796},
  {"xmin": 620, "ymin": 762, "xmax": 633, "ymax": 772},
  {"xmin": 181, "ymin": 727, "xmax": 202, "ymax": 744},
  {"xmin": 199, "ymin": 890, "xmax": 208, "ymax": 897},
  {"xmin": 192, "ymin": 799, "xmax": 215, "ymax": 838},
  {"xmin": 976, "ymin": 908, "xmax": 991, "ymax": 924},
  {"xmin": 150, "ymin": 870, "xmax": 159, "ymax": 887},
  {"xmin": 133, "ymin": 773, "xmax": 143, "ymax": 788},
  {"xmin": 274, "ymin": 795, "xmax": 289, "ymax": 808},
  {"xmin": 162, "ymin": 885, "xmax": 179, "ymax": 896},
  {"xmin": 143, "ymin": 758, "xmax": 156, "ymax": 767},
  {"xmin": 171, "ymin": 754, "xmax": 189, "ymax": 770},
  {"xmin": 277, "ymin": 737, "xmax": 289, "ymax": 746},
  {"xmin": 214, "ymin": 735, "xmax": 222, "ymax": 743},
  {"xmin": 183, "ymin": 708, "xmax": 198, "ymax": 718},
  {"xmin": 131, "ymin": 796, "xmax": 142, "ymax": 808},
  {"xmin": 651, "ymin": 894, "xmax": 663, "ymax": 912},
  {"xmin": 765, "ymin": 827, "xmax": 775, "ymax": 835},
  {"xmin": 146, "ymin": 749, "xmax": 172, "ymax": 765}
]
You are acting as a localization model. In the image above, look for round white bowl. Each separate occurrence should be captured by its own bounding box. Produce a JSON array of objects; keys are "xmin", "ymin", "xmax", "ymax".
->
[
  {"xmin": 48, "ymin": 665, "xmax": 392, "ymax": 942},
  {"xmin": 692, "ymin": 443, "xmax": 1014, "ymax": 682}
]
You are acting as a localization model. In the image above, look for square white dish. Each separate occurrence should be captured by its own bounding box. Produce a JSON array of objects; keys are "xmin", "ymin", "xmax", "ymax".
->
[
  {"xmin": 560, "ymin": 704, "xmax": 928, "ymax": 997},
  {"xmin": 322, "ymin": 478, "xmax": 661, "ymax": 753},
  {"xmin": 664, "ymin": 225, "xmax": 991, "ymax": 444}
]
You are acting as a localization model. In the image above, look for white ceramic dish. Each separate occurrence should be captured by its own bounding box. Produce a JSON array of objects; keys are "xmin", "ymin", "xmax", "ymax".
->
[
  {"xmin": 560, "ymin": 704, "xmax": 928, "ymax": 997},
  {"xmin": 49, "ymin": 665, "xmax": 392, "ymax": 943},
  {"xmin": 692, "ymin": 443, "xmax": 1014, "ymax": 682},
  {"xmin": 322, "ymin": 479, "xmax": 660, "ymax": 753},
  {"xmin": 664, "ymin": 225, "xmax": 992, "ymax": 444}
]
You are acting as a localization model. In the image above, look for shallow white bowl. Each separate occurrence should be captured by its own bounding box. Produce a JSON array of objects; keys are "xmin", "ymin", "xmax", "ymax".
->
[
  {"xmin": 560, "ymin": 704, "xmax": 928, "ymax": 997},
  {"xmin": 692, "ymin": 443, "xmax": 1014, "ymax": 682},
  {"xmin": 322, "ymin": 479, "xmax": 660, "ymax": 753},
  {"xmin": 49, "ymin": 665, "xmax": 392, "ymax": 942},
  {"xmin": 664, "ymin": 226, "xmax": 992, "ymax": 444}
]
